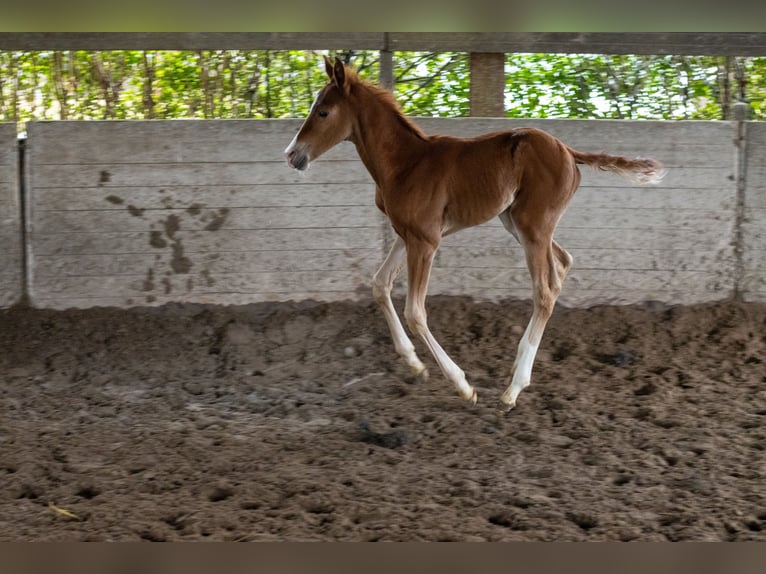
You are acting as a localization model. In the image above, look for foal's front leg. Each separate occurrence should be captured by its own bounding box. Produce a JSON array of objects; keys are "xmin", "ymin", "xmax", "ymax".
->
[
  {"xmin": 372, "ymin": 235, "xmax": 428, "ymax": 380},
  {"xmin": 403, "ymin": 237, "xmax": 477, "ymax": 404}
]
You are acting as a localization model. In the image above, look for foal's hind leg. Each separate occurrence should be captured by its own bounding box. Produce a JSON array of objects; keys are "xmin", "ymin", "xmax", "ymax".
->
[
  {"xmin": 499, "ymin": 211, "xmax": 572, "ymax": 410},
  {"xmin": 404, "ymin": 237, "xmax": 477, "ymax": 404},
  {"xmin": 372, "ymin": 235, "xmax": 428, "ymax": 379}
]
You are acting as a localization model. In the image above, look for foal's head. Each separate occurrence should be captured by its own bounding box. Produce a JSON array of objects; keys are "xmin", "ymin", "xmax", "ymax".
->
[{"xmin": 284, "ymin": 56, "xmax": 356, "ymax": 171}]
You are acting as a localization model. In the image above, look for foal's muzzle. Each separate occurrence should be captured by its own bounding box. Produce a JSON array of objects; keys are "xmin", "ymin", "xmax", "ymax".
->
[{"xmin": 285, "ymin": 149, "xmax": 309, "ymax": 171}]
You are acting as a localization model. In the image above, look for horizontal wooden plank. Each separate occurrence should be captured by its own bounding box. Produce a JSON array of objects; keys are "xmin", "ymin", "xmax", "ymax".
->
[
  {"xmin": 439, "ymin": 221, "xmax": 734, "ymax": 251},
  {"xmin": 408, "ymin": 286, "xmax": 732, "ymax": 308},
  {"xmin": 435, "ymin": 246, "xmax": 734, "ymax": 273},
  {"xmin": 29, "ymin": 270, "xmax": 375, "ymax": 300},
  {"xmin": 417, "ymin": 118, "xmax": 737, "ymax": 151},
  {"xmin": 32, "ymin": 205, "xmax": 384, "ymax": 234},
  {"xmin": 31, "ymin": 228, "xmax": 385, "ymax": 256},
  {"xmin": 31, "ymin": 285, "xmax": 734, "ymax": 310},
  {"xmin": 3, "ymin": 33, "xmax": 763, "ymax": 56},
  {"xmin": 569, "ymin": 187, "xmax": 735, "ymax": 211},
  {"xmin": 31, "ymin": 184, "xmax": 376, "ymax": 211},
  {"xmin": 28, "ymin": 119, "xmax": 323, "ymax": 165},
  {"xmin": 558, "ymin": 206, "xmax": 733, "ymax": 230},
  {"xmin": 388, "ymin": 33, "xmax": 766, "ymax": 56},
  {"xmin": 562, "ymin": 286, "xmax": 730, "ymax": 308},
  {"xmin": 27, "ymin": 160, "xmax": 732, "ymax": 191},
  {"xmin": 29, "ymin": 161, "xmax": 373, "ymax": 188},
  {"xmin": 31, "ymin": 203, "xmax": 733, "ymax": 235},
  {"xmin": 33, "ymin": 249, "xmax": 383, "ymax": 278},
  {"xmin": 428, "ymin": 267, "xmax": 733, "ymax": 294},
  {"xmin": 29, "ymin": 184, "xmax": 735, "ymax": 213},
  {"xmin": 31, "ymin": 292, "xmax": 378, "ymax": 310},
  {"xmin": 29, "ymin": 266, "xmax": 731, "ymax": 303},
  {"xmin": 395, "ymin": 119, "xmax": 733, "ymax": 171},
  {"xmin": 441, "ymin": 210, "xmax": 732, "ymax": 235},
  {"xmin": 0, "ymin": 33, "xmax": 387, "ymax": 51},
  {"xmin": 28, "ymin": 119, "xmax": 736, "ymax": 168}
]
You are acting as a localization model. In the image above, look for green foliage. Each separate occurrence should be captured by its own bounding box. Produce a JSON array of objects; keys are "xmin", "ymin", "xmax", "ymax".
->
[
  {"xmin": 505, "ymin": 54, "xmax": 741, "ymax": 120},
  {"xmin": 394, "ymin": 52, "xmax": 470, "ymax": 117},
  {"xmin": 1, "ymin": 50, "xmax": 764, "ymax": 129}
]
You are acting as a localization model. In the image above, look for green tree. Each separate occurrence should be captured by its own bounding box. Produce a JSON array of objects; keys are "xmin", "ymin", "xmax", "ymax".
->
[{"xmin": 1, "ymin": 50, "xmax": 765, "ymax": 128}]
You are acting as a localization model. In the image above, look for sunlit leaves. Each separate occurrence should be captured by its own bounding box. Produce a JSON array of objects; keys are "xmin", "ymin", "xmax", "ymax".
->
[
  {"xmin": 1, "ymin": 50, "xmax": 764, "ymax": 128},
  {"xmin": 393, "ymin": 52, "xmax": 470, "ymax": 117}
]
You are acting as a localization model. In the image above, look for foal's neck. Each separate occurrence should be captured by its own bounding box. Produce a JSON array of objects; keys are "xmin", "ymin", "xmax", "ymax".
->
[{"xmin": 350, "ymin": 84, "xmax": 428, "ymax": 188}]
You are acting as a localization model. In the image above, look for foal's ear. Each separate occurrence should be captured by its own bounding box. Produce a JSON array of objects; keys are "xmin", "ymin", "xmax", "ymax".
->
[
  {"xmin": 333, "ymin": 57, "xmax": 349, "ymax": 94},
  {"xmin": 323, "ymin": 55, "xmax": 334, "ymax": 79}
]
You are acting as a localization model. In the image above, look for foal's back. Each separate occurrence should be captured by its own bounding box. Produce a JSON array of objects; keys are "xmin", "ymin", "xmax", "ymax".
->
[{"xmin": 407, "ymin": 127, "xmax": 579, "ymax": 232}]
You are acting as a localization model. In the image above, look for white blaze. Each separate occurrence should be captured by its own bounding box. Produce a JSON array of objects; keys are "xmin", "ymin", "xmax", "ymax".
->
[{"xmin": 283, "ymin": 89, "xmax": 322, "ymax": 156}]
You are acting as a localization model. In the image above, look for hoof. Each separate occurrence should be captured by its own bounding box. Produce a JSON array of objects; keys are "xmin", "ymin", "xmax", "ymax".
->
[
  {"xmin": 460, "ymin": 387, "xmax": 478, "ymax": 405},
  {"xmin": 412, "ymin": 366, "xmax": 429, "ymax": 382},
  {"xmin": 498, "ymin": 397, "xmax": 516, "ymax": 414}
]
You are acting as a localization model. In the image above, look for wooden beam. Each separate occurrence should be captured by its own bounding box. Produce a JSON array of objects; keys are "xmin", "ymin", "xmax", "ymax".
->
[
  {"xmin": 0, "ymin": 32, "xmax": 765, "ymax": 56},
  {"xmin": 389, "ymin": 32, "xmax": 766, "ymax": 56},
  {"xmin": 0, "ymin": 32, "xmax": 386, "ymax": 51}
]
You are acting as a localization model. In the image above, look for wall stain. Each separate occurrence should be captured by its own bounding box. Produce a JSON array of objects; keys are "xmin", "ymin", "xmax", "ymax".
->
[
  {"xmin": 201, "ymin": 268, "xmax": 215, "ymax": 286},
  {"xmin": 164, "ymin": 214, "xmax": 180, "ymax": 239},
  {"xmin": 98, "ymin": 170, "xmax": 111, "ymax": 185},
  {"xmin": 171, "ymin": 240, "xmax": 193, "ymax": 274},
  {"xmin": 203, "ymin": 208, "xmax": 230, "ymax": 232},
  {"xmin": 142, "ymin": 268, "xmax": 155, "ymax": 292},
  {"xmin": 149, "ymin": 230, "xmax": 167, "ymax": 249},
  {"xmin": 147, "ymin": 214, "xmax": 194, "ymax": 276},
  {"xmin": 139, "ymin": 203, "xmax": 230, "ymax": 300},
  {"xmin": 105, "ymin": 195, "xmax": 124, "ymax": 205},
  {"xmin": 187, "ymin": 203, "xmax": 203, "ymax": 216}
]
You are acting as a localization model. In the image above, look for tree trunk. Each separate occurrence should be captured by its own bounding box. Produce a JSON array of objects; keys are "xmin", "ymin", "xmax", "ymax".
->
[
  {"xmin": 469, "ymin": 52, "xmax": 504, "ymax": 117},
  {"xmin": 52, "ymin": 52, "xmax": 69, "ymax": 119},
  {"xmin": 142, "ymin": 51, "xmax": 155, "ymax": 119}
]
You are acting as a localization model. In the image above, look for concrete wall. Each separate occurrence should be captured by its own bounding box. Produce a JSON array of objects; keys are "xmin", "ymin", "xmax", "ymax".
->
[
  {"xmin": 742, "ymin": 122, "xmax": 766, "ymax": 303},
  {"xmin": 25, "ymin": 120, "xmax": 384, "ymax": 308},
  {"xmin": 15, "ymin": 118, "xmax": 759, "ymax": 309},
  {"xmin": 0, "ymin": 123, "xmax": 21, "ymax": 307}
]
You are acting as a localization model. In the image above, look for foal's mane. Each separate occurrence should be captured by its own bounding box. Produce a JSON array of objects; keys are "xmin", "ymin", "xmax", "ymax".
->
[{"xmin": 344, "ymin": 66, "xmax": 428, "ymax": 141}]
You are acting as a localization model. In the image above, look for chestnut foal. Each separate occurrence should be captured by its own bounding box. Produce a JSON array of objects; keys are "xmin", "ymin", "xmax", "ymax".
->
[{"xmin": 285, "ymin": 57, "xmax": 665, "ymax": 410}]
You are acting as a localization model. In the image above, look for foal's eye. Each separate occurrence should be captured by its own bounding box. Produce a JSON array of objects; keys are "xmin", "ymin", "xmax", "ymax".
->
[{"xmin": 318, "ymin": 110, "xmax": 329, "ymax": 118}]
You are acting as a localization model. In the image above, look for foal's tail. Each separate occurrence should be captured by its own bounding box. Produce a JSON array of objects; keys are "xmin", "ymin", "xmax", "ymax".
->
[{"xmin": 568, "ymin": 148, "xmax": 666, "ymax": 185}]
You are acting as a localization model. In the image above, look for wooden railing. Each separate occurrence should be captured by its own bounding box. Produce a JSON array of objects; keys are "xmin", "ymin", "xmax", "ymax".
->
[{"xmin": 1, "ymin": 32, "xmax": 765, "ymax": 54}]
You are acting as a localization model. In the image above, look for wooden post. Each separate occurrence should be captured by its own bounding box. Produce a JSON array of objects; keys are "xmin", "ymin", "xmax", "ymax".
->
[
  {"xmin": 469, "ymin": 52, "xmax": 505, "ymax": 117},
  {"xmin": 379, "ymin": 49, "xmax": 394, "ymax": 90}
]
